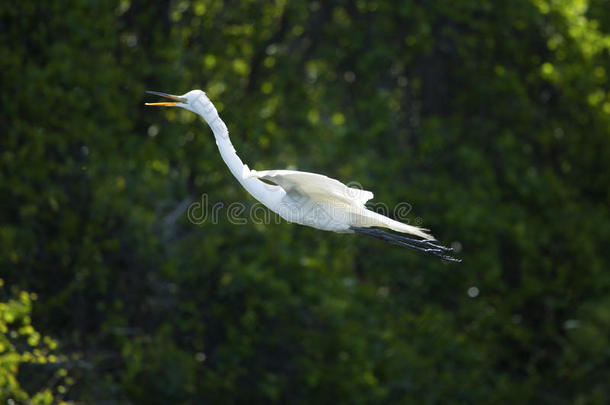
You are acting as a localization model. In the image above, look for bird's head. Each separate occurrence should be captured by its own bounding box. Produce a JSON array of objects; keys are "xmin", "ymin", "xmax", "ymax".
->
[{"xmin": 145, "ymin": 89, "xmax": 205, "ymax": 113}]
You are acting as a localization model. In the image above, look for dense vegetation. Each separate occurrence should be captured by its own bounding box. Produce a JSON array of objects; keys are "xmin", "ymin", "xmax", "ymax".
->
[{"xmin": 2, "ymin": 0, "xmax": 609, "ymax": 403}]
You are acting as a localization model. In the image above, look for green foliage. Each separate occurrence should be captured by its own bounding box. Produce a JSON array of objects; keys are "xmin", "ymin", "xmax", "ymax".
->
[
  {"xmin": 0, "ymin": 279, "xmax": 71, "ymax": 404},
  {"xmin": 2, "ymin": 0, "xmax": 609, "ymax": 403}
]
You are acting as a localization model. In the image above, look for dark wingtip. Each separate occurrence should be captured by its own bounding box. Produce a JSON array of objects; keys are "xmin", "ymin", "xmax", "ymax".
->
[
  {"xmin": 351, "ymin": 227, "xmax": 462, "ymax": 263},
  {"xmin": 423, "ymin": 240, "xmax": 454, "ymax": 252}
]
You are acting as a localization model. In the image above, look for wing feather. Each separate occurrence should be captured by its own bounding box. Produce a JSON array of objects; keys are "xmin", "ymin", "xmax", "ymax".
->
[{"xmin": 247, "ymin": 169, "xmax": 374, "ymax": 206}]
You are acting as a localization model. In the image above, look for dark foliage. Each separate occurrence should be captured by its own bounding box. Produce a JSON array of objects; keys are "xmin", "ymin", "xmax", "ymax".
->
[{"xmin": 1, "ymin": 0, "xmax": 609, "ymax": 403}]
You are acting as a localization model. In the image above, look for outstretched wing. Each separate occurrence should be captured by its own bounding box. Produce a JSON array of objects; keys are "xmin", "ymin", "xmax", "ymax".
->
[{"xmin": 247, "ymin": 169, "xmax": 374, "ymax": 206}]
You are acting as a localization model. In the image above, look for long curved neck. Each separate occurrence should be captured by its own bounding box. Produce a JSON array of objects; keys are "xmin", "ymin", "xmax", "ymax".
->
[{"xmin": 191, "ymin": 94, "xmax": 284, "ymax": 208}]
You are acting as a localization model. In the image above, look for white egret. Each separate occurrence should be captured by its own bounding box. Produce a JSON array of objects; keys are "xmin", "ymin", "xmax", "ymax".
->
[{"xmin": 146, "ymin": 90, "xmax": 460, "ymax": 262}]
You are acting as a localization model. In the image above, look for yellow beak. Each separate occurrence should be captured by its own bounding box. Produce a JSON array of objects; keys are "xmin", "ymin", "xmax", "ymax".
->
[{"xmin": 145, "ymin": 91, "xmax": 186, "ymax": 106}]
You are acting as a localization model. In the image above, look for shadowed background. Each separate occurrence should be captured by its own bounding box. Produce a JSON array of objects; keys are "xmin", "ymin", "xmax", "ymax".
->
[{"xmin": 1, "ymin": 0, "xmax": 609, "ymax": 403}]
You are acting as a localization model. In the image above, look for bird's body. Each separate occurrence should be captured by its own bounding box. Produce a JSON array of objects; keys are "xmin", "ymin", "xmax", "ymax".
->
[{"xmin": 146, "ymin": 90, "xmax": 459, "ymax": 261}]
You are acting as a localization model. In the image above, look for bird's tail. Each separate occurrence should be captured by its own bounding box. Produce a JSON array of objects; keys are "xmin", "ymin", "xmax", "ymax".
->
[
  {"xmin": 380, "ymin": 214, "xmax": 434, "ymax": 240},
  {"xmin": 354, "ymin": 208, "xmax": 433, "ymax": 240},
  {"xmin": 351, "ymin": 226, "xmax": 460, "ymax": 262}
]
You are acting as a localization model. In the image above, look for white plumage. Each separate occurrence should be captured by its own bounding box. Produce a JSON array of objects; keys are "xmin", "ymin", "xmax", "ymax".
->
[
  {"xmin": 249, "ymin": 169, "xmax": 374, "ymax": 206},
  {"xmin": 146, "ymin": 89, "xmax": 459, "ymax": 261},
  {"xmin": 247, "ymin": 169, "xmax": 433, "ymax": 239}
]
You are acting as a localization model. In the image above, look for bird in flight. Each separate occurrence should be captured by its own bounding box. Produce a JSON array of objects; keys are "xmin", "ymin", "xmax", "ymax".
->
[{"xmin": 146, "ymin": 90, "xmax": 460, "ymax": 262}]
